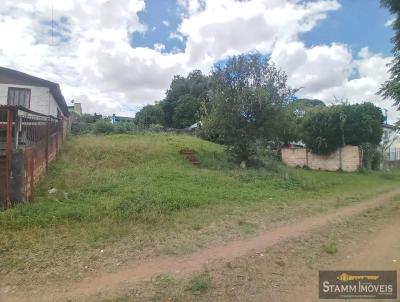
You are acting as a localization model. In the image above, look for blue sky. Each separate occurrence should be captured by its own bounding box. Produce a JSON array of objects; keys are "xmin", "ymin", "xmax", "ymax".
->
[
  {"xmin": 131, "ymin": 0, "xmax": 186, "ymax": 52},
  {"xmin": 302, "ymin": 0, "xmax": 394, "ymax": 56},
  {"xmin": 132, "ymin": 0, "xmax": 394, "ymax": 57}
]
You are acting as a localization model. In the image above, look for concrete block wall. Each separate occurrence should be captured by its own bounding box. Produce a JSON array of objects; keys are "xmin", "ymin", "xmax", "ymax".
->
[
  {"xmin": 281, "ymin": 146, "xmax": 361, "ymax": 172},
  {"xmin": 340, "ymin": 146, "xmax": 361, "ymax": 172},
  {"xmin": 308, "ymin": 150, "xmax": 340, "ymax": 171},
  {"xmin": 281, "ymin": 148, "xmax": 308, "ymax": 168}
]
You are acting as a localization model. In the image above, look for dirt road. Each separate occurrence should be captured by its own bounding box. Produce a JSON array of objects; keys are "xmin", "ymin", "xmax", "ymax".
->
[
  {"xmin": 277, "ymin": 216, "xmax": 400, "ymax": 302},
  {"xmin": 2, "ymin": 189, "xmax": 400, "ymax": 301}
]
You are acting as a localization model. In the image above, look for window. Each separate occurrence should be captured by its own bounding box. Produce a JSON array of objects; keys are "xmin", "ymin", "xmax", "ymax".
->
[
  {"xmin": 384, "ymin": 130, "xmax": 389, "ymax": 140},
  {"xmin": 7, "ymin": 87, "xmax": 31, "ymax": 108}
]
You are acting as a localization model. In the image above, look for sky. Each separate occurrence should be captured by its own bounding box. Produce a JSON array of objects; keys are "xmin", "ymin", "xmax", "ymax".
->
[{"xmin": 0, "ymin": 0, "xmax": 398, "ymax": 122}]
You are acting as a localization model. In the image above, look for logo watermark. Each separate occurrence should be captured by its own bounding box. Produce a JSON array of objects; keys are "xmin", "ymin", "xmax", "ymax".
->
[{"xmin": 319, "ymin": 270, "xmax": 397, "ymax": 299}]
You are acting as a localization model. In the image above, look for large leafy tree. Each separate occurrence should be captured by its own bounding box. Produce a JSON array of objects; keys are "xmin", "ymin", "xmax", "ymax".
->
[
  {"xmin": 302, "ymin": 106, "xmax": 344, "ymax": 155},
  {"xmin": 302, "ymin": 102, "xmax": 384, "ymax": 155},
  {"xmin": 290, "ymin": 98, "xmax": 326, "ymax": 117},
  {"xmin": 172, "ymin": 95, "xmax": 199, "ymax": 128},
  {"xmin": 379, "ymin": 0, "xmax": 400, "ymax": 109},
  {"xmin": 134, "ymin": 70, "xmax": 209, "ymax": 129},
  {"xmin": 134, "ymin": 103, "xmax": 164, "ymax": 128},
  {"xmin": 341, "ymin": 103, "xmax": 384, "ymax": 146},
  {"xmin": 202, "ymin": 53, "xmax": 295, "ymax": 166},
  {"xmin": 163, "ymin": 70, "xmax": 209, "ymax": 127}
]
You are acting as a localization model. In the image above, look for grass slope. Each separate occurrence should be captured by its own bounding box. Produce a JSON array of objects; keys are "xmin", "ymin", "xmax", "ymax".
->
[{"xmin": 0, "ymin": 133, "xmax": 399, "ymax": 286}]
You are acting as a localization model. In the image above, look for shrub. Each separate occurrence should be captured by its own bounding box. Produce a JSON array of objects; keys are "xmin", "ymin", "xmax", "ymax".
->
[
  {"xmin": 322, "ymin": 242, "xmax": 338, "ymax": 254},
  {"xmin": 71, "ymin": 122, "xmax": 93, "ymax": 135},
  {"xmin": 360, "ymin": 143, "xmax": 382, "ymax": 171},
  {"xmin": 148, "ymin": 123, "xmax": 164, "ymax": 132},
  {"xmin": 93, "ymin": 119, "xmax": 114, "ymax": 134},
  {"xmin": 114, "ymin": 122, "xmax": 135, "ymax": 134},
  {"xmin": 185, "ymin": 273, "xmax": 212, "ymax": 295},
  {"xmin": 302, "ymin": 107, "xmax": 343, "ymax": 155},
  {"xmin": 302, "ymin": 103, "xmax": 384, "ymax": 155}
]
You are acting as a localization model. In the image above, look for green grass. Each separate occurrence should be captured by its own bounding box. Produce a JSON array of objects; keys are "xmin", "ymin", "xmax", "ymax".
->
[
  {"xmin": 322, "ymin": 242, "xmax": 338, "ymax": 254},
  {"xmin": 2, "ymin": 133, "xmax": 399, "ymax": 230},
  {"xmin": 0, "ymin": 133, "xmax": 399, "ymax": 285},
  {"xmin": 185, "ymin": 272, "xmax": 212, "ymax": 295}
]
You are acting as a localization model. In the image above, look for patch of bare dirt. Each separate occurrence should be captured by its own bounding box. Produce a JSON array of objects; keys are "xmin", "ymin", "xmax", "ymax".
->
[
  {"xmin": 278, "ymin": 210, "xmax": 400, "ymax": 302},
  {"xmin": 2, "ymin": 189, "xmax": 399, "ymax": 302}
]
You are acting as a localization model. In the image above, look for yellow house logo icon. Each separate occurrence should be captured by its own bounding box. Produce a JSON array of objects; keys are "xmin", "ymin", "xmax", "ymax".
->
[{"xmin": 337, "ymin": 273, "xmax": 380, "ymax": 282}]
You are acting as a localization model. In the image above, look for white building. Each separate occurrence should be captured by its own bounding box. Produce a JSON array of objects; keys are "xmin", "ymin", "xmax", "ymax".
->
[
  {"xmin": 382, "ymin": 124, "xmax": 400, "ymax": 161},
  {"xmin": 0, "ymin": 67, "xmax": 68, "ymax": 117}
]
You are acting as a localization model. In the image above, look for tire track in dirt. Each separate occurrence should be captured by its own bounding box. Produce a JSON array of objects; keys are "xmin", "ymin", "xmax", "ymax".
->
[
  {"xmin": 4, "ymin": 189, "xmax": 400, "ymax": 302},
  {"xmin": 278, "ymin": 215, "xmax": 400, "ymax": 302}
]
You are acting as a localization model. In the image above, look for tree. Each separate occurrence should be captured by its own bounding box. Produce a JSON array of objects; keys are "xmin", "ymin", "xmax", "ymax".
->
[
  {"xmin": 134, "ymin": 103, "xmax": 164, "ymax": 128},
  {"xmin": 172, "ymin": 94, "xmax": 199, "ymax": 128},
  {"xmin": 134, "ymin": 70, "xmax": 208, "ymax": 129},
  {"xmin": 282, "ymin": 98, "xmax": 326, "ymax": 144},
  {"xmin": 202, "ymin": 53, "xmax": 295, "ymax": 166},
  {"xmin": 302, "ymin": 107, "xmax": 344, "ymax": 155},
  {"xmin": 163, "ymin": 70, "xmax": 209, "ymax": 127},
  {"xmin": 290, "ymin": 98, "xmax": 326, "ymax": 117},
  {"xmin": 379, "ymin": 0, "xmax": 400, "ymax": 109},
  {"xmin": 301, "ymin": 103, "xmax": 384, "ymax": 155},
  {"xmin": 341, "ymin": 103, "xmax": 384, "ymax": 146}
]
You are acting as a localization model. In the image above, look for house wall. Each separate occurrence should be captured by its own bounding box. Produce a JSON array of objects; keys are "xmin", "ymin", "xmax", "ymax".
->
[
  {"xmin": 0, "ymin": 83, "xmax": 62, "ymax": 117},
  {"xmin": 382, "ymin": 126, "xmax": 400, "ymax": 148},
  {"xmin": 382, "ymin": 126, "xmax": 400, "ymax": 161},
  {"xmin": 281, "ymin": 146, "xmax": 361, "ymax": 172}
]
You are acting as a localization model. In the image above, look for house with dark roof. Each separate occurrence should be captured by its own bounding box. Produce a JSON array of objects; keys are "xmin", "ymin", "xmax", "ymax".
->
[
  {"xmin": 0, "ymin": 67, "xmax": 69, "ymax": 205},
  {"xmin": 0, "ymin": 66, "xmax": 69, "ymax": 118}
]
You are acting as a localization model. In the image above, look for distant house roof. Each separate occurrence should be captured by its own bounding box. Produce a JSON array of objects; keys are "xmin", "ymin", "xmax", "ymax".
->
[
  {"xmin": 0, "ymin": 66, "xmax": 69, "ymax": 116},
  {"xmin": 111, "ymin": 114, "xmax": 134, "ymax": 124}
]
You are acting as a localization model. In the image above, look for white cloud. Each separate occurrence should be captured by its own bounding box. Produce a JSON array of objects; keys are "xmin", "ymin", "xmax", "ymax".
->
[
  {"xmin": 179, "ymin": 0, "xmax": 341, "ymax": 66},
  {"xmin": 169, "ymin": 32, "xmax": 184, "ymax": 42},
  {"xmin": 0, "ymin": 0, "xmax": 397, "ymax": 122},
  {"xmin": 272, "ymin": 42, "xmax": 398, "ymax": 122},
  {"xmin": 162, "ymin": 20, "xmax": 170, "ymax": 27},
  {"xmin": 385, "ymin": 18, "xmax": 395, "ymax": 27},
  {"xmin": 0, "ymin": 0, "xmax": 150, "ymax": 115},
  {"xmin": 177, "ymin": 0, "xmax": 204, "ymax": 15},
  {"xmin": 153, "ymin": 43, "xmax": 166, "ymax": 52},
  {"xmin": 271, "ymin": 41, "xmax": 353, "ymax": 94}
]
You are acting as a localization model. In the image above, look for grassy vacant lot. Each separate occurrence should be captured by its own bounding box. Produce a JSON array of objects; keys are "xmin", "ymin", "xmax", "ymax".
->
[{"xmin": 1, "ymin": 133, "xmax": 399, "ymax": 288}]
